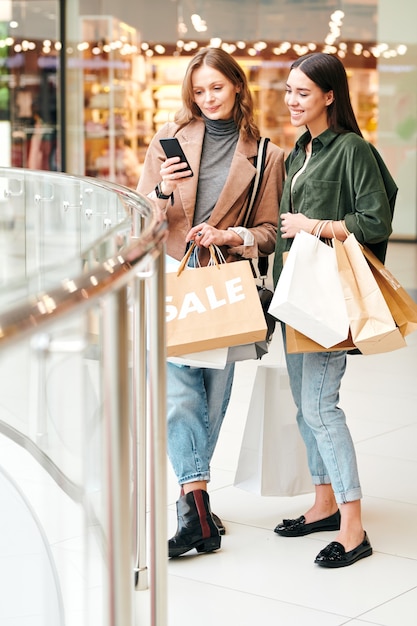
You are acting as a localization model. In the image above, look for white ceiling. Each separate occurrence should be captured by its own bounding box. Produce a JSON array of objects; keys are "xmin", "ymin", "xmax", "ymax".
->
[{"xmin": 8, "ymin": 0, "xmax": 380, "ymax": 44}]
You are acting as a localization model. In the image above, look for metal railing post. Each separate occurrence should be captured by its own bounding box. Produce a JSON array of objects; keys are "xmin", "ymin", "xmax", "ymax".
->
[
  {"xmin": 148, "ymin": 251, "xmax": 167, "ymax": 626},
  {"xmin": 102, "ymin": 286, "xmax": 134, "ymax": 626},
  {"xmin": 133, "ymin": 273, "xmax": 149, "ymax": 590}
]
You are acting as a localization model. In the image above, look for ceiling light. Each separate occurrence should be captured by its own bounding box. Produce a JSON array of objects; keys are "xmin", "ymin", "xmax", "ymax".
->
[
  {"xmin": 191, "ymin": 14, "xmax": 207, "ymax": 33},
  {"xmin": 210, "ymin": 38, "xmax": 222, "ymax": 48}
]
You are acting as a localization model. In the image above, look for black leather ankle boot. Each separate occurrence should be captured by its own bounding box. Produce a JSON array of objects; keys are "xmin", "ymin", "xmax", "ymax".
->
[
  {"xmin": 168, "ymin": 489, "xmax": 221, "ymax": 558},
  {"xmin": 179, "ymin": 487, "xmax": 226, "ymax": 535}
]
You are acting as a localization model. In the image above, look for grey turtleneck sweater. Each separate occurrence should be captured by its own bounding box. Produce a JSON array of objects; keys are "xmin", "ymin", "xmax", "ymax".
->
[{"xmin": 193, "ymin": 115, "xmax": 239, "ymax": 227}]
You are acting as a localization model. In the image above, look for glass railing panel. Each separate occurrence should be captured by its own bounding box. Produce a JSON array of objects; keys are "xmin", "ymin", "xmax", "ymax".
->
[
  {"xmin": 0, "ymin": 169, "xmax": 27, "ymax": 284},
  {"xmin": 0, "ymin": 285, "xmax": 113, "ymax": 626},
  {"xmin": 0, "ymin": 298, "xmax": 119, "ymax": 626},
  {"xmin": 0, "ymin": 170, "xmax": 152, "ymax": 486},
  {"xmin": 0, "ymin": 219, "xmax": 133, "ymax": 309},
  {"xmin": 0, "ymin": 168, "xmax": 167, "ymax": 626},
  {"xmin": 0, "ymin": 168, "xmax": 135, "ymax": 288},
  {"xmin": 0, "ymin": 463, "xmax": 66, "ymax": 625}
]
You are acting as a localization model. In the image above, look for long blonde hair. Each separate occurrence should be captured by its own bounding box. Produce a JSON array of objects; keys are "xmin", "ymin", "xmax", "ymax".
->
[{"xmin": 174, "ymin": 48, "xmax": 260, "ymax": 141}]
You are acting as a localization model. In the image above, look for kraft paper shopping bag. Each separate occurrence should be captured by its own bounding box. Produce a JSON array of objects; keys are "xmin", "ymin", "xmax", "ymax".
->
[
  {"xmin": 285, "ymin": 324, "xmax": 356, "ymax": 354},
  {"xmin": 166, "ymin": 255, "xmax": 267, "ymax": 357},
  {"xmin": 336, "ymin": 236, "xmax": 406, "ymax": 354},
  {"xmin": 361, "ymin": 245, "xmax": 417, "ymax": 338}
]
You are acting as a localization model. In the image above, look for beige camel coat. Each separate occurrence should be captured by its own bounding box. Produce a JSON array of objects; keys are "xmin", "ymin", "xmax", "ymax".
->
[{"xmin": 137, "ymin": 118, "xmax": 285, "ymax": 263}]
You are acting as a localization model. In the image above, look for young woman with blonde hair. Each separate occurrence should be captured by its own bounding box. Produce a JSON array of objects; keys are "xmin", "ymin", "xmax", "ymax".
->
[{"xmin": 138, "ymin": 47, "xmax": 285, "ymax": 557}]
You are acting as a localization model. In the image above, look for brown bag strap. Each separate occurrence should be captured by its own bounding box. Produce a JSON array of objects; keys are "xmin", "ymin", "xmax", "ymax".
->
[{"xmin": 176, "ymin": 242, "xmax": 196, "ymax": 276}]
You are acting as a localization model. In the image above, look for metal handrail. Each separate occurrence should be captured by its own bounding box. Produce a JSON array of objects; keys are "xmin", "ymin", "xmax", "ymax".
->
[
  {"xmin": 0, "ymin": 171, "xmax": 169, "ymax": 626},
  {"xmin": 0, "ymin": 205, "xmax": 166, "ymax": 344}
]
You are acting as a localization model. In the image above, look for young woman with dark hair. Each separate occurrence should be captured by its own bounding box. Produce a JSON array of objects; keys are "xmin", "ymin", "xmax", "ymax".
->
[{"xmin": 272, "ymin": 52, "xmax": 396, "ymax": 568}]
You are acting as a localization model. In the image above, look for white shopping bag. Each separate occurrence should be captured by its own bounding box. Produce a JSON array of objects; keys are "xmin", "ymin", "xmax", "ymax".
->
[
  {"xmin": 168, "ymin": 347, "xmax": 227, "ymax": 369},
  {"xmin": 234, "ymin": 340, "xmax": 312, "ymax": 497},
  {"xmin": 268, "ymin": 231, "xmax": 349, "ymax": 348}
]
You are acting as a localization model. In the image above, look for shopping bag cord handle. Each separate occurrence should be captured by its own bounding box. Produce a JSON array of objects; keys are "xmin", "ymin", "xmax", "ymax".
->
[{"xmin": 177, "ymin": 243, "xmax": 224, "ymax": 276}]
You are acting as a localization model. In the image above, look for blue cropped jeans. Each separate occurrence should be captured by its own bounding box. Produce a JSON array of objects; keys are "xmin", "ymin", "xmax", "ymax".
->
[
  {"xmin": 167, "ymin": 361, "xmax": 235, "ymax": 485},
  {"xmin": 283, "ymin": 328, "xmax": 362, "ymax": 504}
]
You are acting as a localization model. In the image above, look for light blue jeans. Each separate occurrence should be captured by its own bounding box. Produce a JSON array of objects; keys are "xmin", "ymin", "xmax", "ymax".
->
[
  {"xmin": 283, "ymin": 327, "xmax": 362, "ymax": 504},
  {"xmin": 167, "ymin": 361, "xmax": 235, "ymax": 485}
]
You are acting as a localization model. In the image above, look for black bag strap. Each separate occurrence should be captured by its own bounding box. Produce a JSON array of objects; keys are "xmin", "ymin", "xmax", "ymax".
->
[
  {"xmin": 257, "ymin": 255, "xmax": 269, "ymax": 278},
  {"xmin": 244, "ymin": 137, "xmax": 270, "ymax": 280},
  {"xmin": 243, "ymin": 137, "xmax": 270, "ymax": 228}
]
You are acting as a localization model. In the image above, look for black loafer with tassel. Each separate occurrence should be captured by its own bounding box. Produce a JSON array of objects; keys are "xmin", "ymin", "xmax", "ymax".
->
[
  {"xmin": 314, "ymin": 531, "xmax": 372, "ymax": 568},
  {"xmin": 274, "ymin": 510, "xmax": 341, "ymax": 537}
]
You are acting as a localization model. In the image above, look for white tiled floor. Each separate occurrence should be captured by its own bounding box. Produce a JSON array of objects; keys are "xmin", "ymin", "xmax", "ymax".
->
[{"xmin": 1, "ymin": 242, "xmax": 417, "ymax": 626}]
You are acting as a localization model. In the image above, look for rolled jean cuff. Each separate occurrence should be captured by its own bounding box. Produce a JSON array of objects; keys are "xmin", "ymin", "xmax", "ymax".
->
[
  {"xmin": 180, "ymin": 472, "xmax": 211, "ymax": 485},
  {"xmin": 334, "ymin": 486, "xmax": 363, "ymax": 504},
  {"xmin": 312, "ymin": 474, "xmax": 331, "ymax": 485}
]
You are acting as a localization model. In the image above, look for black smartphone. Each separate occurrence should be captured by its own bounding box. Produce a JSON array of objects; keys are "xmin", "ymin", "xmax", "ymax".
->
[{"xmin": 159, "ymin": 137, "xmax": 193, "ymax": 176}]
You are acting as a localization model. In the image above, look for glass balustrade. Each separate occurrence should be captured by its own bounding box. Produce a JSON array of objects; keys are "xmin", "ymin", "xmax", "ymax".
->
[{"xmin": 0, "ymin": 167, "xmax": 168, "ymax": 626}]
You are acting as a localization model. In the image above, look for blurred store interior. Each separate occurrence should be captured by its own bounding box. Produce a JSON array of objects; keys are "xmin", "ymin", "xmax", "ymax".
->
[{"xmin": 0, "ymin": 0, "xmax": 415, "ymax": 237}]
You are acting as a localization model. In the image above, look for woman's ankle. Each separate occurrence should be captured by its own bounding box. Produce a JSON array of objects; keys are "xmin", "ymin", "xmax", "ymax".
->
[{"xmin": 182, "ymin": 480, "xmax": 207, "ymax": 495}]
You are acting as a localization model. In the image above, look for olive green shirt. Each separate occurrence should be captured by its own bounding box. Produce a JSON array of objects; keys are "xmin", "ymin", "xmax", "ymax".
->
[{"xmin": 273, "ymin": 129, "xmax": 397, "ymax": 284}]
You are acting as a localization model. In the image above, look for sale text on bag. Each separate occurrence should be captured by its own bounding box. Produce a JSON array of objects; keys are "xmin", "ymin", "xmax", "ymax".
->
[{"xmin": 166, "ymin": 277, "xmax": 245, "ymax": 321}]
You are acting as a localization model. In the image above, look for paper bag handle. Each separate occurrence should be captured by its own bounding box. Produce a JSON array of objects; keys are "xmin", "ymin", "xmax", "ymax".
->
[
  {"xmin": 176, "ymin": 242, "xmax": 223, "ymax": 276},
  {"xmin": 177, "ymin": 242, "xmax": 196, "ymax": 276}
]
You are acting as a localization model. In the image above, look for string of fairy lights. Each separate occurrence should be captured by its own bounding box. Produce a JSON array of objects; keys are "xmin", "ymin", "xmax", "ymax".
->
[
  {"xmin": 0, "ymin": 36, "xmax": 407, "ymax": 63},
  {"xmin": 0, "ymin": 9, "xmax": 408, "ymax": 62}
]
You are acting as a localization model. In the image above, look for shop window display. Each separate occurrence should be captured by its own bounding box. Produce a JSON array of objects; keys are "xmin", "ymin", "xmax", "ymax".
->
[
  {"xmin": 0, "ymin": 9, "xmax": 402, "ymax": 189},
  {"xmin": 81, "ymin": 16, "xmax": 143, "ymax": 187},
  {"xmin": 9, "ymin": 60, "xmax": 58, "ymax": 171}
]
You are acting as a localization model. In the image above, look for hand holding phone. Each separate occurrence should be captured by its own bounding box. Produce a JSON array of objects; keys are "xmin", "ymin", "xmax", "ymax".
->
[{"xmin": 160, "ymin": 137, "xmax": 193, "ymax": 177}]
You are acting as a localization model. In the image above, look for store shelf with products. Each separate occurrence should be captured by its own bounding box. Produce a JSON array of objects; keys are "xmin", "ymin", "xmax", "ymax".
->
[{"xmin": 81, "ymin": 16, "xmax": 145, "ymax": 187}]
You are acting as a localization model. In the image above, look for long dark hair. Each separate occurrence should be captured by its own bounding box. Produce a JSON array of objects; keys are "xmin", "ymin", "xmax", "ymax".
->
[
  {"xmin": 175, "ymin": 47, "xmax": 260, "ymax": 141},
  {"xmin": 292, "ymin": 52, "xmax": 363, "ymax": 136}
]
